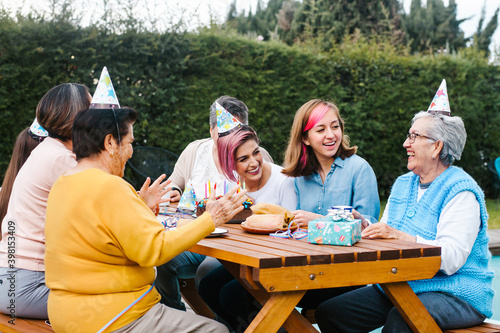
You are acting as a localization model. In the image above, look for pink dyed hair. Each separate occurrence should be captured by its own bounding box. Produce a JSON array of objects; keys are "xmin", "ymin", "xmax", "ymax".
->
[
  {"xmin": 300, "ymin": 103, "xmax": 331, "ymax": 168},
  {"xmin": 217, "ymin": 126, "xmax": 259, "ymax": 182}
]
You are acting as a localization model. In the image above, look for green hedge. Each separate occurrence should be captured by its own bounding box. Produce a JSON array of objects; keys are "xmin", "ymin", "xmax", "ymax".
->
[{"xmin": 1, "ymin": 17, "xmax": 499, "ymax": 198}]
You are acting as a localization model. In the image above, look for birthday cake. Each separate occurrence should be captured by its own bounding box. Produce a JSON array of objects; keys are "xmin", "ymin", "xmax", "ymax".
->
[{"xmin": 196, "ymin": 197, "xmax": 254, "ymax": 223}]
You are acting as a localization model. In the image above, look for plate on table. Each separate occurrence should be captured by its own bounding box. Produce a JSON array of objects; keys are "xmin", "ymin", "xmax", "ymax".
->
[
  {"xmin": 240, "ymin": 222, "xmax": 298, "ymax": 234},
  {"xmin": 206, "ymin": 228, "xmax": 228, "ymax": 238}
]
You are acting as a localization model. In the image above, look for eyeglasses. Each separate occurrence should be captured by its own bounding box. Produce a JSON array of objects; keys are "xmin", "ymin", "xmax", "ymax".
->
[{"xmin": 406, "ymin": 132, "xmax": 435, "ymax": 144}]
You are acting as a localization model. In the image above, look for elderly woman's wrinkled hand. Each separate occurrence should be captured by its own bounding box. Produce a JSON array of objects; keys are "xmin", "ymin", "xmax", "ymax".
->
[
  {"xmin": 206, "ymin": 185, "xmax": 248, "ymax": 227},
  {"xmin": 138, "ymin": 175, "xmax": 171, "ymax": 212},
  {"xmin": 362, "ymin": 222, "xmax": 416, "ymax": 242}
]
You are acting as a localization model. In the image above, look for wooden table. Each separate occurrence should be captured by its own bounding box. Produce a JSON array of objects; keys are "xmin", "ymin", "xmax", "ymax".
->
[{"xmin": 187, "ymin": 224, "xmax": 442, "ymax": 333}]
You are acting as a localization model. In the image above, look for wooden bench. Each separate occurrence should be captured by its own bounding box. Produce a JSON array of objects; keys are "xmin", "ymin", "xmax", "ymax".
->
[
  {"xmin": 0, "ymin": 313, "xmax": 54, "ymax": 332},
  {"xmin": 0, "ymin": 278, "xmax": 213, "ymax": 333},
  {"xmin": 2, "ymin": 308, "xmax": 500, "ymax": 333}
]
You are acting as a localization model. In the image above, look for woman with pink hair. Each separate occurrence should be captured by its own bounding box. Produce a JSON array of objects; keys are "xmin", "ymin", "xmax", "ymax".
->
[
  {"xmin": 282, "ymin": 98, "xmax": 380, "ymax": 226},
  {"xmin": 198, "ymin": 125, "xmax": 296, "ymax": 332},
  {"xmin": 280, "ymin": 99, "xmax": 380, "ymax": 320},
  {"xmin": 217, "ymin": 125, "xmax": 296, "ymax": 211}
]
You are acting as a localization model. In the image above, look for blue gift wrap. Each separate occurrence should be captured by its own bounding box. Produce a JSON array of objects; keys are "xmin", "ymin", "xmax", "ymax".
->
[{"xmin": 308, "ymin": 216, "xmax": 362, "ymax": 246}]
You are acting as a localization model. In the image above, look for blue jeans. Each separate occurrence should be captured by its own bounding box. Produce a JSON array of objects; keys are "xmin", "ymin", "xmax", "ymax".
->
[
  {"xmin": 155, "ymin": 251, "xmax": 206, "ymax": 310},
  {"xmin": 315, "ymin": 285, "xmax": 486, "ymax": 333},
  {"xmin": 0, "ymin": 267, "xmax": 49, "ymax": 319}
]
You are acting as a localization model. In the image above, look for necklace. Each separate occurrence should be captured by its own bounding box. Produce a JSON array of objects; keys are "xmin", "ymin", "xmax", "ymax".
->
[
  {"xmin": 257, "ymin": 173, "xmax": 263, "ymax": 191},
  {"xmin": 245, "ymin": 173, "xmax": 263, "ymax": 192}
]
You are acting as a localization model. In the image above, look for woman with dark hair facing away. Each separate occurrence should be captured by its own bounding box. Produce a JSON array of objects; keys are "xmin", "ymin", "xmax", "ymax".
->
[
  {"xmin": 0, "ymin": 119, "xmax": 48, "ymax": 226},
  {"xmin": 44, "ymin": 105, "xmax": 246, "ymax": 333},
  {"xmin": 0, "ymin": 83, "xmax": 91, "ymax": 319}
]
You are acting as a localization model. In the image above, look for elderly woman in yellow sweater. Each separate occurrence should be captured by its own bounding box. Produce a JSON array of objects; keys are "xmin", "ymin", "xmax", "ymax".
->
[{"xmin": 45, "ymin": 106, "xmax": 246, "ymax": 333}]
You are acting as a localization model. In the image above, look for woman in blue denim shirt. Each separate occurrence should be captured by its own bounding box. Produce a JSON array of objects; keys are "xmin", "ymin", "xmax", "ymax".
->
[
  {"xmin": 282, "ymin": 99, "xmax": 381, "ymax": 313},
  {"xmin": 282, "ymin": 99, "xmax": 380, "ymax": 225}
]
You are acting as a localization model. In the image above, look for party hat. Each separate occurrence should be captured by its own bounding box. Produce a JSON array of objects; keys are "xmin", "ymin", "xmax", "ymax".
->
[
  {"xmin": 90, "ymin": 67, "xmax": 120, "ymax": 109},
  {"xmin": 427, "ymin": 79, "xmax": 451, "ymax": 116},
  {"xmin": 178, "ymin": 181, "xmax": 197, "ymax": 213},
  {"xmin": 216, "ymin": 102, "xmax": 242, "ymax": 137},
  {"xmin": 29, "ymin": 118, "xmax": 49, "ymax": 138}
]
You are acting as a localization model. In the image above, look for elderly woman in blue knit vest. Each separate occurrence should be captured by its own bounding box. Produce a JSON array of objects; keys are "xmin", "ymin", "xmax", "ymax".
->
[{"xmin": 314, "ymin": 96, "xmax": 494, "ymax": 331}]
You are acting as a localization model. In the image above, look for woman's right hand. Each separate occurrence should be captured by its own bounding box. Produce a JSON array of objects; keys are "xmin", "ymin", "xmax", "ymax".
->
[
  {"xmin": 169, "ymin": 189, "xmax": 181, "ymax": 202},
  {"xmin": 292, "ymin": 210, "xmax": 323, "ymax": 227},
  {"xmin": 206, "ymin": 185, "xmax": 247, "ymax": 227}
]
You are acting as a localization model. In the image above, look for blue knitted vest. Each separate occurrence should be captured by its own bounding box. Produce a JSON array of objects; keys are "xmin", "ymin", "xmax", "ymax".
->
[{"xmin": 387, "ymin": 166, "xmax": 494, "ymax": 317}]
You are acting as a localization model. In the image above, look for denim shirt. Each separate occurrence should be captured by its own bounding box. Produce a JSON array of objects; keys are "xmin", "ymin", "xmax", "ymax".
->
[{"xmin": 295, "ymin": 154, "xmax": 380, "ymax": 223}]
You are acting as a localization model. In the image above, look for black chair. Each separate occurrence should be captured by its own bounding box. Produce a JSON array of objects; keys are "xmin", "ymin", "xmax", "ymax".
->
[
  {"xmin": 487, "ymin": 158, "xmax": 500, "ymax": 210},
  {"xmin": 125, "ymin": 146, "xmax": 179, "ymax": 190}
]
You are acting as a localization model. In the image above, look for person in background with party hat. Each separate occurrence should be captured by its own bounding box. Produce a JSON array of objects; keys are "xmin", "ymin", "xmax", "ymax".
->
[
  {"xmin": 314, "ymin": 80, "xmax": 494, "ymax": 332},
  {"xmin": 156, "ymin": 96, "xmax": 273, "ymax": 312},
  {"xmin": 168, "ymin": 96, "xmax": 273, "ymax": 203},
  {"xmin": 0, "ymin": 83, "xmax": 91, "ymax": 319},
  {"xmin": 44, "ymin": 67, "xmax": 245, "ymax": 332},
  {"xmin": 0, "ymin": 119, "xmax": 48, "ymax": 225}
]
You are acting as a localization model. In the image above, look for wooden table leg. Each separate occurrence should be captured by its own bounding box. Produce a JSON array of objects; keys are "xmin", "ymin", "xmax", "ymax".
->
[
  {"xmin": 221, "ymin": 261, "xmax": 317, "ymax": 333},
  {"xmin": 381, "ymin": 282, "xmax": 441, "ymax": 333},
  {"xmin": 244, "ymin": 291, "xmax": 307, "ymax": 333},
  {"xmin": 246, "ymin": 287, "xmax": 317, "ymax": 333},
  {"xmin": 179, "ymin": 278, "xmax": 215, "ymax": 319}
]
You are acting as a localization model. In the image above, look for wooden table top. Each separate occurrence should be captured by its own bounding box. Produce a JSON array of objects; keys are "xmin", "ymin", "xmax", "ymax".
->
[
  {"xmin": 191, "ymin": 224, "xmax": 441, "ymax": 268},
  {"xmin": 188, "ymin": 224, "xmax": 442, "ymax": 293},
  {"xmin": 164, "ymin": 203, "xmax": 444, "ymax": 332}
]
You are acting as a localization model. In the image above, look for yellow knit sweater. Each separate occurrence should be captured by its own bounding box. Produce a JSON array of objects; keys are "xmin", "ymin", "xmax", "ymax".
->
[{"xmin": 45, "ymin": 168, "xmax": 214, "ymax": 332}]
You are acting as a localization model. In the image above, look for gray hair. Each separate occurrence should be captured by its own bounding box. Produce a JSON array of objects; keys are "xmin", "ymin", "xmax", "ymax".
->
[
  {"xmin": 209, "ymin": 96, "xmax": 249, "ymax": 128},
  {"xmin": 412, "ymin": 111, "xmax": 466, "ymax": 166}
]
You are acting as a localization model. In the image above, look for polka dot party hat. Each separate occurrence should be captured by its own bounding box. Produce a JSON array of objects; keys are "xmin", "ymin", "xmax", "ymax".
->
[
  {"xmin": 29, "ymin": 118, "xmax": 49, "ymax": 138},
  {"xmin": 216, "ymin": 101, "xmax": 242, "ymax": 137},
  {"xmin": 90, "ymin": 66, "xmax": 121, "ymax": 109},
  {"xmin": 427, "ymin": 79, "xmax": 451, "ymax": 116}
]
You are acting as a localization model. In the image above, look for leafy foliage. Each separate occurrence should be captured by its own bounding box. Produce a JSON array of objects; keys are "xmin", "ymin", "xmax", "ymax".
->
[
  {"xmin": 473, "ymin": 5, "xmax": 500, "ymax": 55},
  {"xmin": 224, "ymin": 0, "xmax": 499, "ymax": 55},
  {"xmin": 0, "ymin": 12, "xmax": 499, "ymax": 199}
]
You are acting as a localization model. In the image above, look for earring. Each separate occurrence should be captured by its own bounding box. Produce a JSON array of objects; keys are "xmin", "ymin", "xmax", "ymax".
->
[{"xmin": 110, "ymin": 152, "xmax": 114, "ymax": 157}]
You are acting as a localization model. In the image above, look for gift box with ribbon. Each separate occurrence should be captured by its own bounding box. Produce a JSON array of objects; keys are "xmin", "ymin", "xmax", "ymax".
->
[{"xmin": 308, "ymin": 211, "xmax": 361, "ymax": 246}]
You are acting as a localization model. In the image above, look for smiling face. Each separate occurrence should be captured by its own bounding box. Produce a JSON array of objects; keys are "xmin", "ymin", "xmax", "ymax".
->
[
  {"xmin": 111, "ymin": 123, "xmax": 134, "ymax": 177},
  {"xmin": 302, "ymin": 108, "xmax": 342, "ymax": 164},
  {"xmin": 234, "ymin": 139, "xmax": 263, "ymax": 184},
  {"xmin": 403, "ymin": 117, "xmax": 437, "ymax": 177}
]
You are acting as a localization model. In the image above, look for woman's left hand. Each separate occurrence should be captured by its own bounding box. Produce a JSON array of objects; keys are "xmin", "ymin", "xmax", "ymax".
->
[
  {"xmin": 362, "ymin": 222, "xmax": 416, "ymax": 242},
  {"xmin": 138, "ymin": 175, "xmax": 171, "ymax": 212},
  {"xmin": 352, "ymin": 209, "xmax": 369, "ymax": 230}
]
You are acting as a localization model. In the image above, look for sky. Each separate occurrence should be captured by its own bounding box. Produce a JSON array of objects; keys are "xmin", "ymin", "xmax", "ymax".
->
[{"xmin": 1, "ymin": 0, "xmax": 499, "ymax": 53}]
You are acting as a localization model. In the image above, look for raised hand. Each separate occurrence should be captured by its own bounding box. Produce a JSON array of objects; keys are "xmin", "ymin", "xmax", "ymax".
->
[
  {"xmin": 138, "ymin": 174, "xmax": 171, "ymax": 212},
  {"xmin": 206, "ymin": 185, "xmax": 248, "ymax": 227}
]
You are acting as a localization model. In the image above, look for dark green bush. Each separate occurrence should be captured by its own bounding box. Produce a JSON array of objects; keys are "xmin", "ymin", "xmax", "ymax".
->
[{"xmin": 1, "ymin": 18, "xmax": 498, "ymax": 198}]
